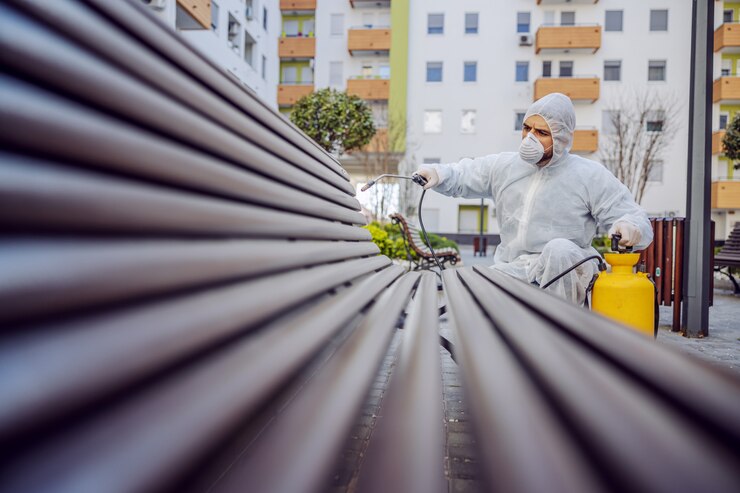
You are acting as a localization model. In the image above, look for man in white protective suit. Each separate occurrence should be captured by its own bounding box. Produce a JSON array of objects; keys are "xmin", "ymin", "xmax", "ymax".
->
[{"xmin": 414, "ymin": 93, "xmax": 653, "ymax": 306}]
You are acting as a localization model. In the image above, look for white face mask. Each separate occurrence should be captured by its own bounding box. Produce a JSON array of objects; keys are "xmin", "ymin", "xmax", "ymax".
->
[{"xmin": 519, "ymin": 131, "xmax": 553, "ymax": 165}]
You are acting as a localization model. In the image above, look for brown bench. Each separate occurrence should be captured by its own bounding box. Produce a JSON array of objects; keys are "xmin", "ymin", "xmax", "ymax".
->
[
  {"xmin": 389, "ymin": 213, "xmax": 461, "ymax": 270},
  {"xmin": 715, "ymin": 222, "xmax": 740, "ymax": 293}
]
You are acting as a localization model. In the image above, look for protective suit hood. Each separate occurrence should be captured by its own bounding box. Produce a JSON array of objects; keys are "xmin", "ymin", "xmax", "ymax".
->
[{"xmin": 523, "ymin": 93, "xmax": 575, "ymax": 167}]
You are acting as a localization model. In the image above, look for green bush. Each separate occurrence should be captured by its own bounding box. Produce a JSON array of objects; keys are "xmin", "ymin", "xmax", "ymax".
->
[
  {"xmin": 363, "ymin": 221, "xmax": 459, "ymax": 259},
  {"xmin": 591, "ymin": 234, "xmax": 611, "ymax": 255}
]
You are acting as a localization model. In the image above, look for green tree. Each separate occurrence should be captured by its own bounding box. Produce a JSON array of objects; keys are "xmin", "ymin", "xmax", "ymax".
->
[
  {"xmin": 722, "ymin": 113, "xmax": 740, "ymax": 170},
  {"xmin": 289, "ymin": 88, "xmax": 375, "ymax": 156}
]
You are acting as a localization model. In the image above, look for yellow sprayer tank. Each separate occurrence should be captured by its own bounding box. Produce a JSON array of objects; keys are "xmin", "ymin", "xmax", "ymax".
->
[{"xmin": 592, "ymin": 253, "xmax": 656, "ymax": 338}]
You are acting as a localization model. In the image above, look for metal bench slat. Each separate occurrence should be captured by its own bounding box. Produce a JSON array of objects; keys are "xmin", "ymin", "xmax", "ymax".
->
[
  {"xmin": 0, "ymin": 256, "xmax": 391, "ymax": 441},
  {"xmin": 460, "ymin": 268, "xmax": 740, "ymax": 492},
  {"xmin": 212, "ymin": 272, "xmax": 420, "ymax": 493},
  {"xmin": 443, "ymin": 269, "xmax": 603, "ymax": 493},
  {"xmin": 473, "ymin": 266, "xmax": 740, "ymax": 443},
  {"xmin": 357, "ymin": 272, "xmax": 446, "ymax": 493},
  {"xmin": 0, "ymin": 77, "xmax": 360, "ymax": 212},
  {"xmin": 0, "ymin": 156, "xmax": 370, "ymax": 240},
  {"xmin": 0, "ymin": 239, "xmax": 379, "ymax": 325},
  {"xmin": 5, "ymin": 0, "xmax": 353, "ymax": 194},
  {"xmin": 1, "ymin": 265, "xmax": 404, "ymax": 493}
]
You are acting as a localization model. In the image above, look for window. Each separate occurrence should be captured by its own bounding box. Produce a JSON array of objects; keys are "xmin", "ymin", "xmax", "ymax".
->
[
  {"xmin": 648, "ymin": 160, "xmax": 663, "ymax": 183},
  {"xmin": 561, "ymin": 11, "xmax": 575, "ymax": 26},
  {"xmin": 559, "ymin": 61, "xmax": 573, "ymax": 78},
  {"xmin": 517, "ymin": 12, "xmax": 530, "ymax": 33},
  {"xmin": 227, "ymin": 14, "xmax": 241, "ymax": 52},
  {"xmin": 720, "ymin": 113, "xmax": 729, "ymax": 130},
  {"xmin": 463, "ymin": 61, "xmax": 477, "ymax": 82},
  {"xmin": 329, "ymin": 61, "xmax": 343, "ymax": 87},
  {"xmin": 724, "ymin": 10, "xmax": 734, "ymax": 23},
  {"xmin": 263, "ymin": 6, "xmax": 268, "ymax": 30},
  {"xmin": 650, "ymin": 10, "xmax": 668, "ymax": 31},
  {"xmin": 303, "ymin": 19, "xmax": 315, "ymax": 37},
  {"xmin": 461, "ymin": 110, "xmax": 476, "ymax": 134},
  {"xmin": 211, "ymin": 1, "xmax": 219, "ymax": 31},
  {"xmin": 604, "ymin": 60, "xmax": 621, "ymax": 81},
  {"xmin": 515, "ymin": 61, "xmax": 529, "ymax": 82},
  {"xmin": 283, "ymin": 20, "xmax": 299, "ymax": 37},
  {"xmin": 330, "ymin": 14, "xmax": 344, "ymax": 35},
  {"xmin": 362, "ymin": 12, "xmax": 374, "ymax": 28},
  {"xmin": 515, "ymin": 112, "xmax": 526, "ymax": 131},
  {"xmin": 261, "ymin": 55, "xmax": 267, "ymax": 79},
  {"xmin": 543, "ymin": 11, "xmax": 555, "ymax": 26},
  {"xmin": 722, "ymin": 58, "xmax": 732, "ymax": 76},
  {"xmin": 542, "ymin": 61, "xmax": 552, "ymax": 78},
  {"xmin": 428, "ymin": 13, "xmax": 444, "ymax": 34},
  {"xmin": 281, "ymin": 66, "xmax": 296, "ymax": 83},
  {"xmin": 647, "ymin": 110, "xmax": 665, "ymax": 132},
  {"xmin": 302, "ymin": 66, "xmax": 314, "ymax": 84},
  {"xmin": 648, "ymin": 60, "xmax": 666, "ymax": 81},
  {"xmin": 602, "ymin": 110, "xmax": 618, "ymax": 135},
  {"xmin": 423, "ymin": 158, "xmax": 441, "ymax": 164},
  {"xmin": 465, "ymin": 13, "xmax": 479, "ymax": 34},
  {"xmin": 424, "ymin": 110, "xmax": 442, "ymax": 134},
  {"xmin": 244, "ymin": 37, "xmax": 254, "ymax": 66},
  {"xmin": 426, "ymin": 62, "xmax": 443, "ymax": 82},
  {"xmin": 605, "ymin": 10, "xmax": 623, "ymax": 32},
  {"xmin": 379, "ymin": 64, "xmax": 390, "ymax": 79}
]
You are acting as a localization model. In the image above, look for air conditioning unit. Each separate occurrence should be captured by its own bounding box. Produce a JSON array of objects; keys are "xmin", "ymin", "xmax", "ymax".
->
[
  {"xmin": 245, "ymin": 6, "xmax": 254, "ymax": 20},
  {"xmin": 519, "ymin": 33, "xmax": 533, "ymax": 46},
  {"xmin": 142, "ymin": 0, "xmax": 166, "ymax": 10}
]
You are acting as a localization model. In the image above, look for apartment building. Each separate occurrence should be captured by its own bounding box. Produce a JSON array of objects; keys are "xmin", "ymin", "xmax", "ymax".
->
[
  {"xmin": 143, "ymin": 0, "xmax": 279, "ymax": 105},
  {"xmin": 712, "ymin": 0, "xmax": 740, "ymax": 238}
]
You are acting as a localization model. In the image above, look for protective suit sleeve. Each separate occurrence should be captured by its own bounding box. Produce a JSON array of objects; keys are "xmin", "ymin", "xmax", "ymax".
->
[
  {"xmin": 589, "ymin": 167, "xmax": 653, "ymax": 251},
  {"xmin": 427, "ymin": 155, "xmax": 498, "ymax": 199}
]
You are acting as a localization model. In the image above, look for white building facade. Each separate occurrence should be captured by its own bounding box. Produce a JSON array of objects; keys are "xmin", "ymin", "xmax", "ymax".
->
[
  {"xmin": 407, "ymin": 0, "xmax": 694, "ymax": 236},
  {"xmin": 143, "ymin": 0, "xmax": 279, "ymax": 106}
]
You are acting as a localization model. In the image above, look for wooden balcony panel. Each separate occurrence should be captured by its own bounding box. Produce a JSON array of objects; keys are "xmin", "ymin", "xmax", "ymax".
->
[
  {"xmin": 280, "ymin": 0, "xmax": 316, "ymax": 11},
  {"xmin": 278, "ymin": 84, "xmax": 314, "ymax": 107},
  {"xmin": 535, "ymin": 26, "xmax": 601, "ymax": 54},
  {"xmin": 714, "ymin": 23, "xmax": 740, "ymax": 52},
  {"xmin": 278, "ymin": 37, "xmax": 316, "ymax": 58},
  {"xmin": 713, "ymin": 77, "xmax": 740, "ymax": 103},
  {"xmin": 713, "ymin": 130, "xmax": 726, "ymax": 155},
  {"xmin": 571, "ymin": 129, "xmax": 599, "ymax": 153},
  {"xmin": 712, "ymin": 181, "xmax": 740, "ymax": 209},
  {"xmin": 361, "ymin": 128, "xmax": 389, "ymax": 152},
  {"xmin": 537, "ymin": 0, "xmax": 598, "ymax": 4},
  {"xmin": 348, "ymin": 29, "xmax": 392, "ymax": 54},
  {"xmin": 350, "ymin": 0, "xmax": 391, "ymax": 6},
  {"xmin": 176, "ymin": 0, "xmax": 211, "ymax": 29},
  {"xmin": 347, "ymin": 79, "xmax": 390, "ymax": 100},
  {"xmin": 534, "ymin": 77, "xmax": 600, "ymax": 102}
]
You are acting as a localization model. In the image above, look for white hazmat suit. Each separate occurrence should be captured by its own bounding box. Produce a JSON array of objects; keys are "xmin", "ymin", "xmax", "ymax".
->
[{"xmin": 425, "ymin": 93, "xmax": 653, "ymax": 305}]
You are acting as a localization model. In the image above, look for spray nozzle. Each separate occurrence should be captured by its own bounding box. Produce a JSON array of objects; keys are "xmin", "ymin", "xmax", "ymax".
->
[{"xmin": 362, "ymin": 174, "xmax": 427, "ymax": 191}]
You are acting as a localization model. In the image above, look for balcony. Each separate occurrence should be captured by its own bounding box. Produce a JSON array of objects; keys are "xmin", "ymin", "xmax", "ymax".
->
[
  {"xmin": 350, "ymin": 0, "xmax": 391, "ymax": 6},
  {"xmin": 713, "ymin": 130, "xmax": 726, "ymax": 155},
  {"xmin": 348, "ymin": 28, "xmax": 392, "ymax": 55},
  {"xmin": 535, "ymin": 25, "xmax": 601, "ymax": 54},
  {"xmin": 280, "ymin": 0, "xmax": 316, "ymax": 11},
  {"xmin": 713, "ymin": 76, "xmax": 740, "ymax": 103},
  {"xmin": 537, "ymin": 0, "xmax": 598, "ymax": 4},
  {"xmin": 278, "ymin": 36, "xmax": 315, "ymax": 59},
  {"xmin": 176, "ymin": 0, "xmax": 211, "ymax": 29},
  {"xmin": 277, "ymin": 83, "xmax": 313, "ymax": 107},
  {"xmin": 534, "ymin": 77, "xmax": 600, "ymax": 103},
  {"xmin": 347, "ymin": 78, "xmax": 390, "ymax": 100},
  {"xmin": 571, "ymin": 129, "xmax": 599, "ymax": 153},
  {"xmin": 712, "ymin": 180, "xmax": 740, "ymax": 209},
  {"xmin": 714, "ymin": 23, "xmax": 740, "ymax": 52}
]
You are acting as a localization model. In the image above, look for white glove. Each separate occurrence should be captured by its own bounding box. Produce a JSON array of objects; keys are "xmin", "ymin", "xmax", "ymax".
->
[
  {"xmin": 414, "ymin": 166, "xmax": 440, "ymax": 190},
  {"xmin": 608, "ymin": 221, "xmax": 641, "ymax": 247}
]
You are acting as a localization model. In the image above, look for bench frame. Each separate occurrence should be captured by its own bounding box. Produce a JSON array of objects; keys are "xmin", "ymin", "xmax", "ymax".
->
[{"xmin": 390, "ymin": 213, "xmax": 460, "ymax": 271}]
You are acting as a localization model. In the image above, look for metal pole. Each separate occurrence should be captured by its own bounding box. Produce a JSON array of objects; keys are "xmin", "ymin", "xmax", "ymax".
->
[
  {"xmin": 479, "ymin": 198, "xmax": 485, "ymax": 257},
  {"xmin": 682, "ymin": 0, "xmax": 714, "ymax": 337}
]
